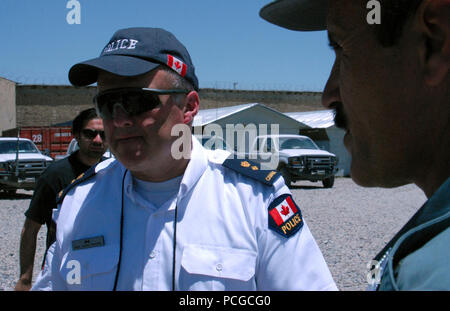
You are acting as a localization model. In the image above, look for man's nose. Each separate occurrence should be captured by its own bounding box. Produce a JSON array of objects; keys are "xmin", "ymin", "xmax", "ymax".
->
[
  {"xmin": 112, "ymin": 104, "xmax": 133, "ymax": 127},
  {"xmin": 321, "ymin": 60, "xmax": 341, "ymax": 109},
  {"xmin": 92, "ymin": 133, "xmax": 104, "ymax": 144}
]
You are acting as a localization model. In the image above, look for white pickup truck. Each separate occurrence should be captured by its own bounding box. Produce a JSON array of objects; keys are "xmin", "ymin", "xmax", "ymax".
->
[
  {"xmin": 0, "ymin": 137, "xmax": 53, "ymax": 194},
  {"xmin": 244, "ymin": 134, "xmax": 338, "ymax": 188}
]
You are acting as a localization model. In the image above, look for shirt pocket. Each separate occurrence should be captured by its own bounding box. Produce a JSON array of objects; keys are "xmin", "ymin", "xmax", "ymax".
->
[
  {"xmin": 60, "ymin": 244, "xmax": 119, "ymax": 290},
  {"xmin": 179, "ymin": 244, "xmax": 257, "ymax": 290}
]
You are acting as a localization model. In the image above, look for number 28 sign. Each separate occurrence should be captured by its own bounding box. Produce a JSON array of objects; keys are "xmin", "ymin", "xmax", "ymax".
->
[{"xmin": 32, "ymin": 134, "xmax": 42, "ymax": 143}]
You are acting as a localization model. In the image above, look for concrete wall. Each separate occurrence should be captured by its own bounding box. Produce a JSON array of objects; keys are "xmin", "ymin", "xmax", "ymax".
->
[
  {"xmin": 0, "ymin": 77, "xmax": 16, "ymax": 135},
  {"xmin": 199, "ymin": 89, "xmax": 322, "ymax": 113},
  {"xmin": 14, "ymin": 85, "xmax": 323, "ymax": 127},
  {"xmin": 15, "ymin": 85, "xmax": 96, "ymax": 127}
]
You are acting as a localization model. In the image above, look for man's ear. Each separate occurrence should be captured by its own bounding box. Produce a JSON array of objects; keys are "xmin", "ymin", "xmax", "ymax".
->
[
  {"xmin": 183, "ymin": 91, "xmax": 200, "ymax": 124},
  {"xmin": 417, "ymin": 0, "xmax": 449, "ymax": 86}
]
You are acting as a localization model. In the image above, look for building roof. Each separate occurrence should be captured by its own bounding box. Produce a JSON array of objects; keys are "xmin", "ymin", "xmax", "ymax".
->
[
  {"xmin": 193, "ymin": 103, "xmax": 336, "ymax": 129},
  {"xmin": 193, "ymin": 103, "xmax": 256, "ymax": 127},
  {"xmin": 285, "ymin": 110, "xmax": 335, "ymax": 128},
  {"xmin": 193, "ymin": 103, "xmax": 306, "ymax": 127},
  {"xmin": 0, "ymin": 76, "xmax": 17, "ymax": 84}
]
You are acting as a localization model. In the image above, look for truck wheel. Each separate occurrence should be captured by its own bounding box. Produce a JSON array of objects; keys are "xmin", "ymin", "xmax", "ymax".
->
[
  {"xmin": 280, "ymin": 167, "xmax": 292, "ymax": 188},
  {"xmin": 322, "ymin": 176, "xmax": 335, "ymax": 188}
]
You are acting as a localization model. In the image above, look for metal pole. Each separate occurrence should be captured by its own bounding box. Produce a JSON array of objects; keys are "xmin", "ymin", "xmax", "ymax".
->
[{"xmin": 14, "ymin": 128, "xmax": 20, "ymax": 178}]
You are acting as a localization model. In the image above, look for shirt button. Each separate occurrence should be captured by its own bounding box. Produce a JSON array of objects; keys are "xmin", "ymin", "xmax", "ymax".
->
[
  {"xmin": 216, "ymin": 264, "xmax": 223, "ymax": 272},
  {"xmin": 149, "ymin": 251, "xmax": 157, "ymax": 259}
]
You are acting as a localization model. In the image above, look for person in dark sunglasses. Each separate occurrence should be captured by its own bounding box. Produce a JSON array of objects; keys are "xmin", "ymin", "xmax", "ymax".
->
[
  {"xmin": 76, "ymin": 119, "xmax": 107, "ymax": 165},
  {"xmin": 32, "ymin": 27, "xmax": 336, "ymax": 291},
  {"xmin": 81, "ymin": 128, "xmax": 105, "ymax": 140},
  {"xmin": 16, "ymin": 108, "xmax": 107, "ymax": 291}
]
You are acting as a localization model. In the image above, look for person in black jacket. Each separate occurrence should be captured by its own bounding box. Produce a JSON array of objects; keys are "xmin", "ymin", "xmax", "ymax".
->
[{"xmin": 15, "ymin": 108, "xmax": 107, "ymax": 291}]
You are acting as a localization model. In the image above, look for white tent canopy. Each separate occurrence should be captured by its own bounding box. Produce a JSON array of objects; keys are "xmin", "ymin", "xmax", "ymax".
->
[
  {"xmin": 193, "ymin": 103, "xmax": 308, "ymax": 128},
  {"xmin": 285, "ymin": 110, "xmax": 335, "ymax": 129}
]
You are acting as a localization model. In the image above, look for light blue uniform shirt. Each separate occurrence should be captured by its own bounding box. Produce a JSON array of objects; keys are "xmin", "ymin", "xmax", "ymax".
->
[
  {"xmin": 377, "ymin": 177, "xmax": 450, "ymax": 291},
  {"xmin": 32, "ymin": 136, "xmax": 337, "ymax": 291}
]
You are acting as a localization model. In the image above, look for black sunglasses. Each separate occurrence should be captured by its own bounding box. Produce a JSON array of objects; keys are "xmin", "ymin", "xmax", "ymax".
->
[
  {"xmin": 81, "ymin": 129, "xmax": 105, "ymax": 140},
  {"xmin": 93, "ymin": 87, "xmax": 190, "ymax": 120}
]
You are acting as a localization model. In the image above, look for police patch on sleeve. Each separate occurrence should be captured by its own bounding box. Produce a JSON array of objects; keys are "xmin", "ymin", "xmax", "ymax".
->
[{"xmin": 268, "ymin": 194, "xmax": 303, "ymax": 238}]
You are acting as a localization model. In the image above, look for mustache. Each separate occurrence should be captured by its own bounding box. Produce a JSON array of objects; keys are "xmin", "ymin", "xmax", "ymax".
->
[
  {"xmin": 91, "ymin": 142, "xmax": 104, "ymax": 147},
  {"xmin": 332, "ymin": 103, "xmax": 348, "ymax": 130}
]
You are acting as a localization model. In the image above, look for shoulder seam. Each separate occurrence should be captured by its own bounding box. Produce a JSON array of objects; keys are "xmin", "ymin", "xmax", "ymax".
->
[
  {"xmin": 222, "ymin": 158, "xmax": 281, "ymax": 186},
  {"xmin": 55, "ymin": 164, "xmax": 97, "ymax": 205}
]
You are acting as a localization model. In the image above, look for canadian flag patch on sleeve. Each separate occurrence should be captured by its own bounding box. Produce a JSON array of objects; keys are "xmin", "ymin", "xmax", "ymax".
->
[{"xmin": 268, "ymin": 194, "xmax": 303, "ymax": 238}]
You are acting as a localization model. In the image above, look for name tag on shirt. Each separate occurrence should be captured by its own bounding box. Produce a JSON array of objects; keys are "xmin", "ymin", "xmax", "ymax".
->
[{"xmin": 72, "ymin": 236, "xmax": 105, "ymax": 250}]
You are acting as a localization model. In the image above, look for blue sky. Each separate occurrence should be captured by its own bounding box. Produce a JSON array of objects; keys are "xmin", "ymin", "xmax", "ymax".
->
[{"xmin": 0, "ymin": 0, "xmax": 334, "ymax": 91}]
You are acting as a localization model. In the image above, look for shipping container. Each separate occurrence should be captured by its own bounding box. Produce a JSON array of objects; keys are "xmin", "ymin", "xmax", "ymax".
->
[{"xmin": 2, "ymin": 127, "xmax": 73, "ymax": 159}]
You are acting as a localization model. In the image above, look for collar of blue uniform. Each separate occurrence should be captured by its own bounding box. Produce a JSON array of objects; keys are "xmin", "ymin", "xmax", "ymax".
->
[
  {"xmin": 374, "ymin": 176, "xmax": 450, "ymax": 263},
  {"xmin": 372, "ymin": 176, "xmax": 450, "ymax": 291},
  {"xmin": 390, "ymin": 177, "xmax": 450, "ymax": 263}
]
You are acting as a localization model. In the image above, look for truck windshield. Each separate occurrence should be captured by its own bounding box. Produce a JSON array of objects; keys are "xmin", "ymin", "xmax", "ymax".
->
[
  {"xmin": 0, "ymin": 141, "xmax": 40, "ymax": 154},
  {"xmin": 279, "ymin": 137, "xmax": 318, "ymax": 150}
]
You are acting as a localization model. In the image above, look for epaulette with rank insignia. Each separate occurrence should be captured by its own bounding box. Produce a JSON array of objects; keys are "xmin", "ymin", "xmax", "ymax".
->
[
  {"xmin": 222, "ymin": 159, "xmax": 281, "ymax": 186},
  {"xmin": 56, "ymin": 164, "xmax": 98, "ymax": 205}
]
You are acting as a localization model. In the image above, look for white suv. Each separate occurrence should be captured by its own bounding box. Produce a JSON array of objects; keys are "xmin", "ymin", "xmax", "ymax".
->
[{"xmin": 0, "ymin": 138, "xmax": 53, "ymax": 193}]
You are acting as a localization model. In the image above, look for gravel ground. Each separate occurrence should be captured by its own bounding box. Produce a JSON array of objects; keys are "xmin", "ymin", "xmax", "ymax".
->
[
  {"xmin": 0, "ymin": 190, "xmax": 46, "ymax": 291},
  {"xmin": 0, "ymin": 178, "xmax": 426, "ymax": 291}
]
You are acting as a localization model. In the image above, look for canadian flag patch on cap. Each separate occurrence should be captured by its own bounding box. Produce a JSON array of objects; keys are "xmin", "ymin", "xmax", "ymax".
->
[
  {"xmin": 268, "ymin": 194, "xmax": 303, "ymax": 238},
  {"xmin": 167, "ymin": 55, "xmax": 187, "ymax": 77}
]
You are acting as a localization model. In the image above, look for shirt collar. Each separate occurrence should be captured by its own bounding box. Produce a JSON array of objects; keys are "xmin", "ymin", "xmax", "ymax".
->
[
  {"xmin": 420, "ymin": 176, "xmax": 450, "ymax": 221},
  {"xmin": 177, "ymin": 135, "xmax": 208, "ymax": 200},
  {"xmin": 122, "ymin": 135, "xmax": 208, "ymax": 208}
]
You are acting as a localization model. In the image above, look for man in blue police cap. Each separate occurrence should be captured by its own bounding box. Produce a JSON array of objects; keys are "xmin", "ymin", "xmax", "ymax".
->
[
  {"xmin": 260, "ymin": 0, "xmax": 450, "ymax": 290},
  {"xmin": 32, "ymin": 27, "xmax": 337, "ymax": 291}
]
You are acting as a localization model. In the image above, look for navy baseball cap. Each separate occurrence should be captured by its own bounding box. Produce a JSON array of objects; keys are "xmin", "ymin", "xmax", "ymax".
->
[
  {"xmin": 259, "ymin": 0, "xmax": 328, "ymax": 31},
  {"xmin": 69, "ymin": 27, "xmax": 199, "ymax": 90}
]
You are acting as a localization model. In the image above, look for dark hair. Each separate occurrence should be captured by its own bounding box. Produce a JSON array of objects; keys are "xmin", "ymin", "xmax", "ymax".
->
[
  {"xmin": 72, "ymin": 108, "xmax": 100, "ymax": 135},
  {"xmin": 374, "ymin": 0, "xmax": 423, "ymax": 46}
]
